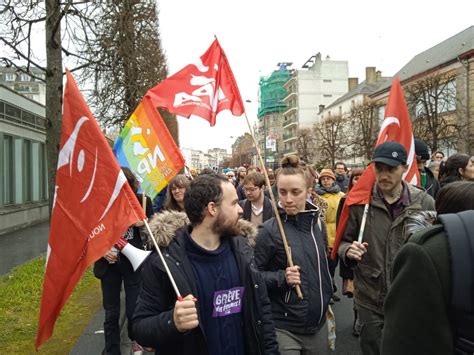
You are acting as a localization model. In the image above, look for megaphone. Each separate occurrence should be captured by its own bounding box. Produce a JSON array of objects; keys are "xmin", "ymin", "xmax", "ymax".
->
[{"xmin": 113, "ymin": 238, "xmax": 152, "ymax": 271}]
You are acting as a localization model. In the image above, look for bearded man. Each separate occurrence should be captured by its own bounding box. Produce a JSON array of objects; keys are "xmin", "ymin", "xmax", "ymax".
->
[{"xmin": 133, "ymin": 174, "xmax": 279, "ymax": 355}]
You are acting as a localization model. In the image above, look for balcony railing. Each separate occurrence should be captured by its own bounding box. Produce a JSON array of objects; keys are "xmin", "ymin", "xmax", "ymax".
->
[{"xmin": 282, "ymin": 117, "xmax": 297, "ymax": 127}]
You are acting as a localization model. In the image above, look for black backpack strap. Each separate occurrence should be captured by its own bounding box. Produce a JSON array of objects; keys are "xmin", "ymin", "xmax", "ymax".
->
[
  {"xmin": 438, "ymin": 211, "xmax": 474, "ymax": 354},
  {"xmin": 438, "ymin": 212, "xmax": 474, "ymax": 312}
]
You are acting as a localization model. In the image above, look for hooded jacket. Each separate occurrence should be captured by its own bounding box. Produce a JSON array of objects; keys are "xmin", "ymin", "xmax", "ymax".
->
[
  {"xmin": 132, "ymin": 211, "xmax": 279, "ymax": 355},
  {"xmin": 254, "ymin": 202, "xmax": 333, "ymax": 335}
]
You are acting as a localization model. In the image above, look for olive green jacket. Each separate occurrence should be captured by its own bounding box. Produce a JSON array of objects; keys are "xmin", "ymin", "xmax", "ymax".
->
[
  {"xmin": 381, "ymin": 225, "xmax": 453, "ymax": 355},
  {"xmin": 338, "ymin": 182, "xmax": 435, "ymax": 314}
]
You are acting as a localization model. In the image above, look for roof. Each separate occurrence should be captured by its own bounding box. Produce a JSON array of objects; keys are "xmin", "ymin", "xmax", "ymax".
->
[
  {"xmin": 373, "ymin": 26, "xmax": 474, "ymax": 95},
  {"xmin": 325, "ymin": 77, "xmax": 392, "ymax": 110}
]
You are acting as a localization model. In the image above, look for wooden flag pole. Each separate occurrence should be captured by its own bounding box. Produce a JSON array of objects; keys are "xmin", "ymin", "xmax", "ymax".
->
[
  {"xmin": 143, "ymin": 218, "xmax": 183, "ymax": 301},
  {"xmin": 243, "ymin": 112, "xmax": 303, "ymax": 299}
]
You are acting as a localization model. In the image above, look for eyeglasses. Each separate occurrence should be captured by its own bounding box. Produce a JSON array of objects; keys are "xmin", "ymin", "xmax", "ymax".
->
[{"xmin": 244, "ymin": 187, "xmax": 260, "ymax": 193}]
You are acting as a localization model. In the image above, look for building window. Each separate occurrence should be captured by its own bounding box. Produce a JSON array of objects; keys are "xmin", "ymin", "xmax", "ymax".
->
[
  {"xmin": 3, "ymin": 135, "xmax": 14, "ymax": 205},
  {"xmin": 20, "ymin": 73, "xmax": 30, "ymax": 82},
  {"xmin": 5, "ymin": 73, "xmax": 15, "ymax": 81},
  {"xmin": 415, "ymin": 80, "xmax": 457, "ymax": 118},
  {"xmin": 378, "ymin": 105, "xmax": 386, "ymax": 124},
  {"xmin": 5, "ymin": 104, "xmax": 21, "ymax": 122},
  {"xmin": 323, "ymin": 79, "xmax": 332, "ymax": 83},
  {"xmin": 23, "ymin": 140, "xmax": 32, "ymax": 202}
]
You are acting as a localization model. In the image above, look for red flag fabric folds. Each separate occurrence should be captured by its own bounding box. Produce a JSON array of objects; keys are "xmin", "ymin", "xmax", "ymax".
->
[
  {"xmin": 147, "ymin": 38, "xmax": 245, "ymax": 126},
  {"xmin": 332, "ymin": 77, "xmax": 419, "ymax": 258},
  {"xmin": 36, "ymin": 70, "xmax": 146, "ymax": 348}
]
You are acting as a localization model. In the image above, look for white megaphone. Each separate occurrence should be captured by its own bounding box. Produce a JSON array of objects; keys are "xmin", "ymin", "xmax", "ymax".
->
[{"xmin": 113, "ymin": 238, "xmax": 152, "ymax": 271}]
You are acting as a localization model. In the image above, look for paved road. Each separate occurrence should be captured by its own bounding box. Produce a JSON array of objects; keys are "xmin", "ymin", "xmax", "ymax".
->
[
  {"xmin": 71, "ymin": 273, "xmax": 362, "ymax": 355},
  {"xmin": 0, "ymin": 221, "xmax": 49, "ymax": 275}
]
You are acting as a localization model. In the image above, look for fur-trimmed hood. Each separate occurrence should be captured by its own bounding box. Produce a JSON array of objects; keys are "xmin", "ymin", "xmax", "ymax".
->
[{"xmin": 147, "ymin": 210, "xmax": 258, "ymax": 248}]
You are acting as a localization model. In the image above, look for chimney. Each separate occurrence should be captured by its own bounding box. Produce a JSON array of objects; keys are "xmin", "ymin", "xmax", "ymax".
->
[
  {"xmin": 366, "ymin": 67, "xmax": 376, "ymax": 84},
  {"xmin": 376, "ymin": 70, "xmax": 382, "ymax": 81},
  {"xmin": 318, "ymin": 104, "xmax": 325, "ymax": 114},
  {"xmin": 348, "ymin": 77, "xmax": 359, "ymax": 91}
]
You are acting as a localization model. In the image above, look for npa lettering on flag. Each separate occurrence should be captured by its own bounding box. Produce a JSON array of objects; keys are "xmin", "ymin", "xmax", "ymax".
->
[
  {"xmin": 113, "ymin": 95, "xmax": 185, "ymax": 199},
  {"xmin": 331, "ymin": 77, "xmax": 418, "ymax": 259},
  {"xmin": 36, "ymin": 71, "xmax": 146, "ymax": 349},
  {"xmin": 147, "ymin": 38, "xmax": 245, "ymax": 126}
]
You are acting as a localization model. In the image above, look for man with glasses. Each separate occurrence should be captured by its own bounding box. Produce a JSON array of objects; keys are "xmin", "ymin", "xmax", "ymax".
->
[
  {"xmin": 226, "ymin": 171, "xmax": 235, "ymax": 182},
  {"xmin": 239, "ymin": 173, "xmax": 274, "ymax": 227}
]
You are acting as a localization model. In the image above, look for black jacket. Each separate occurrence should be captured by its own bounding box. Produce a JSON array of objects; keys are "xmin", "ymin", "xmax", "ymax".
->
[
  {"xmin": 335, "ymin": 174, "xmax": 349, "ymax": 193},
  {"xmin": 239, "ymin": 197, "xmax": 275, "ymax": 224},
  {"xmin": 132, "ymin": 211, "xmax": 279, "ymax": 355},
  {"xmin": 93, "ymin": 193, "xmax": 153, "ymax": 279},
  {"xmin": 422, "ymin": 167, "xmax": 440, "ymax": 199},
  {"xmin": 254, "ymin": 202, "xmax": 332, "ymax": 335}
]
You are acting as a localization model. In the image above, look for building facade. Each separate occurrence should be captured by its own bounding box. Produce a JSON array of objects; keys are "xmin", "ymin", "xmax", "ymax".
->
[
  {"xmin": 0, "ymin": 85, "xmax": 49, "ymax": 235},
  {"xmin": 0, "ymin": 67, "xmax": 46, "ymax": 105},
  {"xmin": 257, "ymin": 64, "xmax": 291, "ymax": 168},
  {"xmin": 282, "ymin": 53, "xmax": 349, "ymax": 155},
  {"xmin": 369, "ymin": 26, "xmax": 474, "ymax": 155},
  {"xmin": 319, "ymin": 67, "xmax": 392, "ymax": 165}
]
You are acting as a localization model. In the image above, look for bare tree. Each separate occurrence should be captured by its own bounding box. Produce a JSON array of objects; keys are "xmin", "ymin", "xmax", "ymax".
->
[
  {"xmin": 314, "ymin": 115, "xmax": 348, "ymax": 167},
  {"xmin": 349, "ymin": 102, "xmax": 379, "ymax": 160},
  {"xmin": 406, "ymin": 73, "xmax": 465, "ymax": 152},
  {"xmin": 1, "ymin": 1, "xmax": 177, "ymax": 212},
  {"xmin": 77, "ymin": 1, "xmax": 172, "ymax": 130},
  {"xmin": 1, "ymin": 1, "xmax": 98, "ymax": 212},
  {"xmin": 296, "ymin": 128, "xmax": 316, "ymax": 164}
]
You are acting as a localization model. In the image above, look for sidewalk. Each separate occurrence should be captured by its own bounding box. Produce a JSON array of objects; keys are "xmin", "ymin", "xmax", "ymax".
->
[{"xmin": 0, "ymin": 221, "xmax": 49, "ymax": 276}]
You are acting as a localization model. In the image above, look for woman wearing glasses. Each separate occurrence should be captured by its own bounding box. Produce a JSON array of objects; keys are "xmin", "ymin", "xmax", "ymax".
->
[{"xmin": 163, "ymin": 174, "xmax": 190, "ymax": 212}]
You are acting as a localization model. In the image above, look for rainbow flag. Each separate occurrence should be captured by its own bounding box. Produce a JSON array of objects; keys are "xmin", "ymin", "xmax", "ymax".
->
[{"xmin": 114, "ymin": 95, "xmax": 185, "ymax": 199}]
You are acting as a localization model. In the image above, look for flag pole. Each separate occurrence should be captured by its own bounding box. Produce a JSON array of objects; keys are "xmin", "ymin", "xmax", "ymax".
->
[
  {"xmin": 242, "ymin": 112, "xmax": 303, "ymax": 299},
  {"xmin": 143, "ymin": 218, "xmax": 183, "ymax": 301},
  {"xmin": 357, "ymin": 204, "xmax": 369, "ymax": 243}
]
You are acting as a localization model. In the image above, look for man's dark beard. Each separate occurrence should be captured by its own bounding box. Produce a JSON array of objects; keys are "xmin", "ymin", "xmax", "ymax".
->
[{"xmin": 211, "ymin": 211, "xmax": 241, "ymax": 237}]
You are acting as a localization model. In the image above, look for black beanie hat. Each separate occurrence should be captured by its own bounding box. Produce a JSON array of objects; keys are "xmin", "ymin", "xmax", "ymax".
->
[{"xmin": 414, "ymin": 138, "xmax": 430, "ymax": 161}]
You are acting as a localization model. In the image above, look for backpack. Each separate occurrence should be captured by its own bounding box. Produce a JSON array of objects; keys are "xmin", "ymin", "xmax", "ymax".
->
[{"xmin": 438, "ymin": 211, "xmax": 474, "ymax": 355}]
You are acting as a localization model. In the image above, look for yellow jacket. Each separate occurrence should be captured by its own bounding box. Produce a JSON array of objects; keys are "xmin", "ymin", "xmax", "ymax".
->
[{"xmin": 320, "ymin": 191, "xmax": 345, "ymax": 248}]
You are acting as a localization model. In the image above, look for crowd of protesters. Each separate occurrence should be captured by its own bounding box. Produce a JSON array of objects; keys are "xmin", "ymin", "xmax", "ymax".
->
[{"xmin": 96, "ymin": 138, "xmax": 474, "ymax": 355}]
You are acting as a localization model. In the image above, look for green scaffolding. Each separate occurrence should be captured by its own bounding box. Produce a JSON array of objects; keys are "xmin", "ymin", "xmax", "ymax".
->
[{"xmin": 258, "ymin": 65, "xmax": 290, "ymax": 118}]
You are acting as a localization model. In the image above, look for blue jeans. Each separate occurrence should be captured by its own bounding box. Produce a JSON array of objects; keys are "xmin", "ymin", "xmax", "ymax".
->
[{"xmin": 101, "ymin": 261, "xmax": 141, "ymax": 355}]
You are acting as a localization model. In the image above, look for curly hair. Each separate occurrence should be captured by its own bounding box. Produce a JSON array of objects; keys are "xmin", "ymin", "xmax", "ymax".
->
[{"xmin": 184, "ymin": 174, "xmax": 229, "ymax": 225}]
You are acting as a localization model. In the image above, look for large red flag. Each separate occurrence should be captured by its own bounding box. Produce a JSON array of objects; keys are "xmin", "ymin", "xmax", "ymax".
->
[
  {"xmin": 332, "ymin": 77, "xmax": 419, "ymax": 258},
  {"xmin": 147, "ymin": 38, "xmax": 245, "ymax": 126},
  {"xmin": 36, "ymin": 71, "xmax": 146, "ymax": 348}
]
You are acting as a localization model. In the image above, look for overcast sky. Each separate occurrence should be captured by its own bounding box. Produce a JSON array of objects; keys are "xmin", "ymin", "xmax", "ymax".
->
[{"xmin": 158, "ymin": 0, "xmax": 473, "ymax": 153}]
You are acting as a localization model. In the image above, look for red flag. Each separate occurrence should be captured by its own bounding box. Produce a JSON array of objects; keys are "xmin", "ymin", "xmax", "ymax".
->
[
  {"xmin": 36, "ymin": 70, "xmax": 146, "ymax": 348},
  {"xmin": 332, "ymin": 77, "xmax": 419, "ymax": 258},
  {"xmin": 147, "ymin": 38, "xmax": 245, "ymax": 126}
]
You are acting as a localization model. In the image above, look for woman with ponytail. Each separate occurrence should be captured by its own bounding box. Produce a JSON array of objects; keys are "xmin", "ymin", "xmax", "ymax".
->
[{"xmin": 254, "ymin": 155, "xmax": 332, "ymax": 355}]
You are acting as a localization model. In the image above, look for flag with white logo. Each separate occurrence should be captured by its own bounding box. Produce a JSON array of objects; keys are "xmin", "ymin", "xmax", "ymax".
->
[
  {"xmin": 147, "ymin": 38, "xmax": 245, "ymax": 126},
  {"xmin": 332, "ymin": 77, "xmax": 419, "ymax": 258},
  {"xmin": 36, "ymin": 70, "xmax": 146, "ymax": 349}
]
